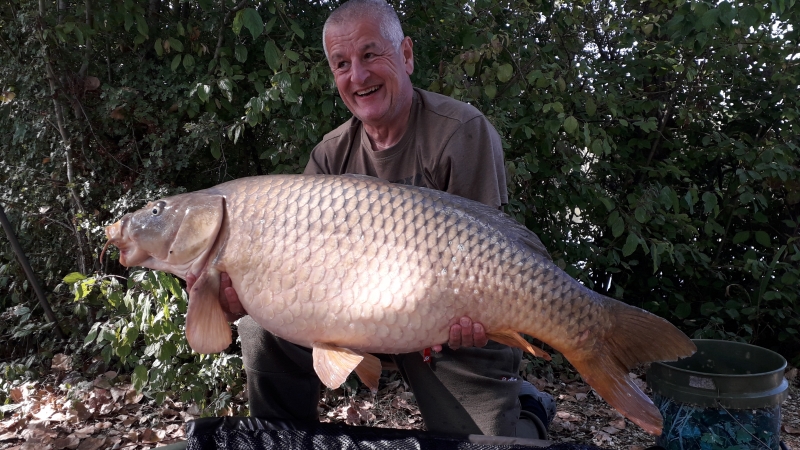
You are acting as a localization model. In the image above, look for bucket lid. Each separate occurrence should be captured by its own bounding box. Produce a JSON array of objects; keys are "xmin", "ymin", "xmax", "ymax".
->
[{"xmin": 647, "ymin": 339, "xmax": 789, "ymax": 409}]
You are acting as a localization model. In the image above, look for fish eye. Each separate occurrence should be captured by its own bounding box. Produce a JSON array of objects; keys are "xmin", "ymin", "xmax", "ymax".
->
[{"xmin": 150, "ymin": 201, "xmax": 166, "ymax": 216}]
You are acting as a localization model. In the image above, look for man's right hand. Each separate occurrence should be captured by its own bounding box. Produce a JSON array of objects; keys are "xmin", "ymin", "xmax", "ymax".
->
[{"xmin": 185, "ymin": 272, "xmax": 246, "ymax": 322}]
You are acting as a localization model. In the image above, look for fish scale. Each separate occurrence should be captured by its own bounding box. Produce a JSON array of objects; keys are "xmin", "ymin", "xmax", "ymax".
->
[{"xmin": 104, "ymin": 174, "xmax": 696, "ymax": 435}]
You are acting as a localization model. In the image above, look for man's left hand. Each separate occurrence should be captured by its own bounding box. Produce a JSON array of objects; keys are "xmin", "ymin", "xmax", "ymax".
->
[{"xmin": 431, "ymin": 317, "xmax": 488, "ymax": 352}]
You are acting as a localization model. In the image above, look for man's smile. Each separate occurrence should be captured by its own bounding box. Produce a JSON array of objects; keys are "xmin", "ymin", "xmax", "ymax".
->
[{"xmin": 356, "ymin": 85, "xmax": 381, "ymax": 96}]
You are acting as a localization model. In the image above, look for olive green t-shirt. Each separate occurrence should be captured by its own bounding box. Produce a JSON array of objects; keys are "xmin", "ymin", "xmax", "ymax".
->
[{"xmin": 304, "ymin": 88, "xmax": 507, "ymax": 208}]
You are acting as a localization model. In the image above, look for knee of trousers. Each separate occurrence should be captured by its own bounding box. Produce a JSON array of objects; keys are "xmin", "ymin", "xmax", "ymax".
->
[{"xmin": 238, "ymin": 316, "xmax": 315, "ymax": 375}]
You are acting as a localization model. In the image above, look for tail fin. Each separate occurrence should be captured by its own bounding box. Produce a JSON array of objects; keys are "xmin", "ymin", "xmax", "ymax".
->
[{"xmin": 565, "ymin": 296, "xmax": 696, "ymax": 435}]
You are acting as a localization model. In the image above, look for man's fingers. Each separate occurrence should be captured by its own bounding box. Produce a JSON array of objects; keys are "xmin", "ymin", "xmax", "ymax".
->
[
  {"xmin": 473, "ymin": 323, "xmax": 488, "ymax": 348},
  {"xmin": 220, "ymin": 272, "xmax": 246, "ymax": 318},
  {"xmin": 185, "ymin": 273, "xmax": 197, "ymax": 292},
  {"xmin": 448, "ymin": 323, "xmax": 462, "ymax": 350},
  {"xmin": 459, "ymin": 317, "xmax": 474, "ymax": 348}
]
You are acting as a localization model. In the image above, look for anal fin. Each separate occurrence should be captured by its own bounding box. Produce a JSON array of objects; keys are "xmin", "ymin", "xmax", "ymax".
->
[
  {"xmin": 354, "ymin": 353, "xmax": 382, "ymax": 392},
  {"xmin": 312, "ymin": 343, "xmax": 364, "ymax": 390},
  {"xmin": 186, "ymin": 269, "xmax": 232, "ymax": 354},
  {"xmin": 486, "ymin": 329, "xmax": 551, "ymax": 360}
]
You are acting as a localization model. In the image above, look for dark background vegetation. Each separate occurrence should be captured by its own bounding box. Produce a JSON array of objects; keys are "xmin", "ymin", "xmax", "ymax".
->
[{"xmin": 1, "ymin": 0, "xmax": 798, "ymax": 411}]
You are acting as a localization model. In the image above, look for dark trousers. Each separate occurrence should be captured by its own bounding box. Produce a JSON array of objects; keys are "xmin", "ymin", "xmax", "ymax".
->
[{"xmin": 238, "ymin": 316, "xmax": 523, "ymax": 436}]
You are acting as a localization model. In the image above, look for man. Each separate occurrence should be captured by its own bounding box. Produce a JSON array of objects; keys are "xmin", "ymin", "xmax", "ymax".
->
[{"xmin": 199, "ymin": 0, "xmax": 554, "ymax": 439}]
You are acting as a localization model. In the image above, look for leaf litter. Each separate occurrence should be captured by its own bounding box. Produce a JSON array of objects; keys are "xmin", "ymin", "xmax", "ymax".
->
[{"xmin": 1, "ymin": 361, "xmax": 798, "ymax": 450}]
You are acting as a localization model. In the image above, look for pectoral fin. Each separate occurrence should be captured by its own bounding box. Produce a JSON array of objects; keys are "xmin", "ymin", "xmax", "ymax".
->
[
  {"xmin": 185, "ymin": 269, "xmax": 232, "ymax": 354},
  {"xmin": 312, "ymin": 343, "xmax": 381, "ymax": 390},
  {"xmin": 486, "ymin": 329, "xmax": 551, "ymax": 360}
]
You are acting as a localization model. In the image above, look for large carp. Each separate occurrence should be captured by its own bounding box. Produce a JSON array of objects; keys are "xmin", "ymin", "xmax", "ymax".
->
[{"xmin": 104, "ymin": 174, "xmax": 695, "ymax": 435}]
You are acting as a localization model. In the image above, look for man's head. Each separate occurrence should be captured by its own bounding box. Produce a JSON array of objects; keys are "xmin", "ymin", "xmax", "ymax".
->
[{"xmin": 323, "ymin": 0, "xmax": 415, "ymax": 134}]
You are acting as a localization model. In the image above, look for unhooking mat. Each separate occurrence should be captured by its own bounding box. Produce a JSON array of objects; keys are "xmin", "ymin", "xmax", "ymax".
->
[{"xmin": 184, "ymin": 416, "xmax": 614, "ymax": 450}]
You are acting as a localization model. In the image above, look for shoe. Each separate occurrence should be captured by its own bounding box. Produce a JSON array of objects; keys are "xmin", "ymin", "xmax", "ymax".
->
[{"xmin": 515, "ymin": 381, "xmax": 555, "ymax": 440}]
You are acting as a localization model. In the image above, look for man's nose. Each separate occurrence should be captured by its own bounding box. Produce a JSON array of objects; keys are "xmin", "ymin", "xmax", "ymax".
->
[{"xmin": 350, "ymin": 60, "xmax": 369, "ymax": 84}]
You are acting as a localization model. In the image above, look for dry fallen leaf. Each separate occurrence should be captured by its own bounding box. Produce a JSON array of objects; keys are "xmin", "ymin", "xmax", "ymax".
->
[
  {"xmin": 76, "ymin": 437, "xmax": 106, "ymax": 450},
  {"xmin": 53, "ymin": 435, "xmax": 80, "ymax": 450},
  {"xmin": 141, "ymin": 428, "xmax": 165, "ymax": 444},
  {"xmin": 10, "ymin": 388, "xmax": 23, "ymax": 403},
  {"xmin": 609, "ymin": 418, "xmax": 627, "ymax": 430},
  {"xmin": 784, "ymin": 424, "xmax": 800, "ymax": 434},
  {"xmin": 51, "ymin": 354, "xmax": 73, "ymax": 372},
  {"xmin": 0, "ymin": 432, "xmax": 19, "ymax": 442}
]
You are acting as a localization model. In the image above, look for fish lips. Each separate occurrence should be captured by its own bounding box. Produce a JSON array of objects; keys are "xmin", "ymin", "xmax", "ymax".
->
[{"xmin": 103, "ymin": 218, "xmax": 148, "ymax": 267}]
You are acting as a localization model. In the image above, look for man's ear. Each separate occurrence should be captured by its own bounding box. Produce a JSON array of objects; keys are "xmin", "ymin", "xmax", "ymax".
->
[{"xmin": 402, "ymin": 36, "xmax": 414, "ymax": 75}]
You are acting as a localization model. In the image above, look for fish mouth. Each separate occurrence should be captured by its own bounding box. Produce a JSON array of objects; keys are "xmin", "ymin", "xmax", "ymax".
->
[{"xmin": 102, "ymin": 220, "xmax": 129, "ymax": 264}]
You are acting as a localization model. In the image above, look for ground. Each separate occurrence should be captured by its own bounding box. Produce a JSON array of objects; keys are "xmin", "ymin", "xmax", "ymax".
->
[{"xmin": 1, "ymin": 363, "xmax": 798, "ymax": 450}]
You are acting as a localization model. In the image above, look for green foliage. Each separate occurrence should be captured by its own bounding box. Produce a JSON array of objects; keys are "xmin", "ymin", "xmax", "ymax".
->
[
  {"xmin": 68, "ymin": 270, "xmax": 244, "ymax": 411},
  {"xmin": 0, "ymin": 0, "xmax": 798, "ymax": 405}
]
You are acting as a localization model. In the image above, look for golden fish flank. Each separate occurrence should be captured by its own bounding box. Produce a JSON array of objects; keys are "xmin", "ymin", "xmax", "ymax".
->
[{"xmin": 104, "ymin": 174, "xmax": 696, "ymax": 436}]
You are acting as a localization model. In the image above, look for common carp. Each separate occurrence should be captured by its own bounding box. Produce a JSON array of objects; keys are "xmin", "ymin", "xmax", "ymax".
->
[{"xmin": 104, "ymin": 174, "xmax": 695, "ymax": 435}]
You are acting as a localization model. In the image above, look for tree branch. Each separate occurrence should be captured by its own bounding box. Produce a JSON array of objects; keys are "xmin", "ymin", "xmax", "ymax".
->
[{"xmin": 208, "ymin": 0, "xmax": 250, "ymax": 75}]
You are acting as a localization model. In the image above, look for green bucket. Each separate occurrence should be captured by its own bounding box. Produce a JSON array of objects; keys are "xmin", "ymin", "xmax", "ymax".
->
[{"xmin": 647, "ymin": 339, "xmax": 789, "ymax": 450}]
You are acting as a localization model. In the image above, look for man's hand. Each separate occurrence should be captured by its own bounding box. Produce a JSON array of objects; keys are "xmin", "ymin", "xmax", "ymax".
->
[
  {"xmin": 185, "ymin": 272, "xmax": 246, "ymax": 322},
  {"xmin": 431, "ymin": 317, "xmax": 488, "ymax": 352}
]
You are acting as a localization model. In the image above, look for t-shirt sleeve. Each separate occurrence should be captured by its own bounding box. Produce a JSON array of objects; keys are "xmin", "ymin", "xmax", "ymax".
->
[{"xmin": 434, "ymin": 115, "xmax": 508, "ymax": 208}]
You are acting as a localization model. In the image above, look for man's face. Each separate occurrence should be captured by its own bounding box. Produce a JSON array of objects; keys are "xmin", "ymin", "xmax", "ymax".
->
[{"xmin": 325, "ymin": 19, "xmax": 414, "ymax": 129}]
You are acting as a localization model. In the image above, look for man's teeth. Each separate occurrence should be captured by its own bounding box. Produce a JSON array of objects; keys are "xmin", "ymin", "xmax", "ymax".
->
[{"xmin": 356, "ymin": 86, "xmax": 380, "ymax": 96}]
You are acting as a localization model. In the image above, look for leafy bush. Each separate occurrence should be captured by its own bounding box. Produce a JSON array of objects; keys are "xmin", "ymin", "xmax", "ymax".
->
[{"xmin": 67, "ymin": 270, "xmax": 244, "ymax": 412}]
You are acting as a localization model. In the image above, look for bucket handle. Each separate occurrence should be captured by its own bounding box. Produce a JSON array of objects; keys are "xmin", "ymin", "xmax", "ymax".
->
[{"xmin": 715, "ymin": 400, "xmax": 772, "ymax": 450}]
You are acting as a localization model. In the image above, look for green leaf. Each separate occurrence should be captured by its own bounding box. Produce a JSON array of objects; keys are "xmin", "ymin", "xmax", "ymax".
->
[
  {"xmin": 497, "ymin": 64, "xmax": 514, "ymax": 83},
  {"xmin": 702, "ymin": 192, "xmax": 717, "ymax": 214},
  {"xmin": 674, "ymin": 302, "xmax": 692, "ymax": 319},
  {"xmin": 182, "ymin": 54, "xmax": 195, "ymax": 71},
  {"xmin": 290, "ymin": 21, "xmax": 305, "ymax": 39},
  {"xmin": 63, "ymin": 272, "xmax": 87, "ymax": 284},
  {"xmin": 700, "ymin": 302, "xmax": 720, "ymax": 316},
  {"xmin": 264, "ymin": 16, "xmax": 277, "ymax": 35},
  {"xmin": 197, "ymin": 84, "xmax": 211, "ymax": 102},
  {"xmin": 563, "ymin": 115, "xmax": 578, "ymax": 135},
  {"xmin": 285, "ymin": 49, "xmax": 300, "ymax": 62},
  {"xmin": 210, "ymin": 141, "xmax": 221, "ymax": 159},
  {"xmin": 739, "ymin": 5, "xmax": 760, "ymax": 27},
  {"xmin": 594, "ymin": 195, "xmax": 613, "ymax": 212},
  {"xmin": 242, "ymin": 8, "xmax": 265, "ymax": 39},
  {"xmin": 622, "ymin": 233, "xmax": 640, "ymax": 257},
  {"xmin": 585, "ymin": 97, "xmax": 596, "ymax": 116},
  {"xmin": 321, "ymin": 99, "xmax": 333, "ymax": 116},
  {"xmin": 609, "ymin": 212, "xmax": 625, "ymax": 238},
  {"xmin": 154, "ymin": 38, "xmax": 163, "ymax": 56},
  {"xmin": 264, "ymin": 40, "xmax": 280, "ymax": 71},
  {"xmin": 634, "ymin": 207, "xmax": 647, "ymax": 223},
  {"xmin": 136, "ymin": 14, "xmax": 149, "ymax": 38},
  {"xmin": 171, "ymin": 54, "xmax": 182, "ymax": 71},
  {"xmin": 733, "ymin": 231, "xmax": 750, "ymax": 244},
  {"xmin": 484, "ymin": 84, "xmax": 497, "ymax": 99},
  {"xmin": 84, "ymin": 323, "xmax": 100, "ymax": 346},
  {"xmin": 755, "ymin": 231, "xmax": 770, "ymax": 247},
  {"xmin": 235, "ymin": 44, "xmax": 248, "ymax": 63},
  {"xmin": 124, "ymin": 13, "xmax": 134, "ymax": 32},
  {"xmin": 464, "ymin": 63, "xmax": 475, "ymax": 76},
  {"xmin": 232, "ymin": 9, "xmax": 244, "ymax": 35},
  {"xmin": 167, "ymin": 37, "xmax": 184, "ymax": 52},
  {"xmin": 132, "ymin": 365, "xmax": 148, "ymax": 392}
]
